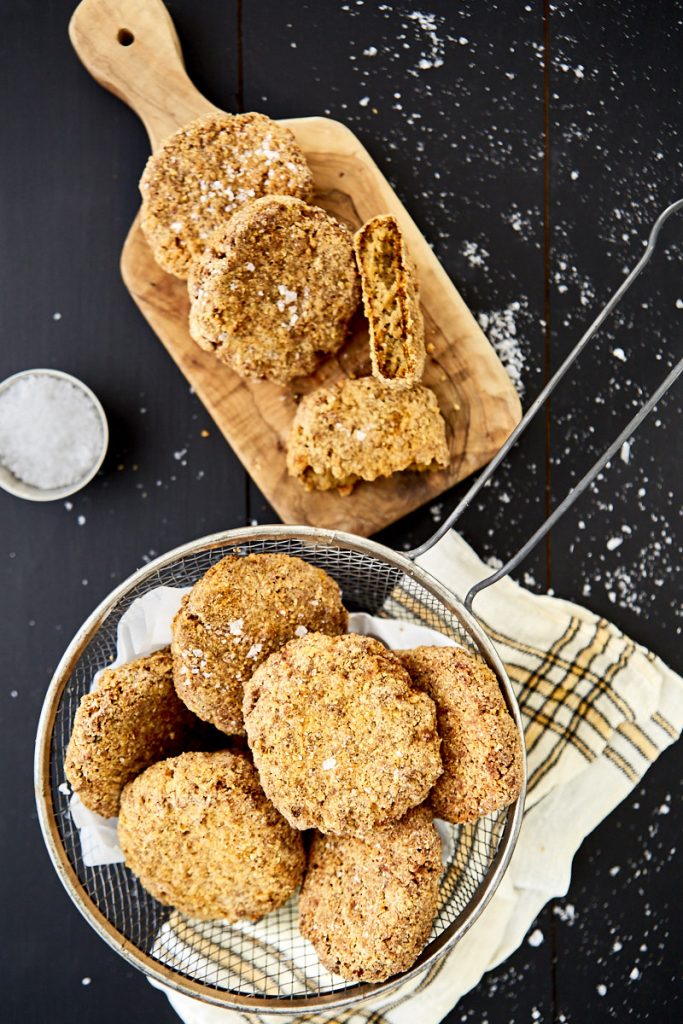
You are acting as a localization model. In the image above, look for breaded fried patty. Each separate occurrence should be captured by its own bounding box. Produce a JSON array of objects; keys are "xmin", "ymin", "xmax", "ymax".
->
[
  {"xmin": 243, "ymin": 633, "xmax": 442, "ymax": 836},
  {"xmin": 64, "ymin": 648, "xmax": 199, "ymax": 818},
  {"xmin": 286, "ymin": 376, "xmax": 450, "ymax": 494},
  {"xmin": 171, "ymin": 553, "xmax": 347, "ymax": 736},
  {"xmin": 299, "ymin": 806, "xmax": 441, "ymax": 981},
  {"xmin": 118, "ymin": 750, "xmax": 305, "ymax": 921},
  {"xmin": 354, "ymin": 214, "xmax": 425, "ymax": 386},
  {"xmin": 140, "ymin": 112, "xmax": 313, "ymax": 278},
  {"xmin": 399, "ymin": 646, "xmax": 524, "ymax": 823},
  {"xmin": 187, "ymin": 196, "xmax": 361, "ymax": 383}
]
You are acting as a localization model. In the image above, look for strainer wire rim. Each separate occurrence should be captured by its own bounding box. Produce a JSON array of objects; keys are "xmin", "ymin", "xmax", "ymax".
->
[{"xmin": 34, "ymin": 525, "xmax": 527, "ymax": 1013}]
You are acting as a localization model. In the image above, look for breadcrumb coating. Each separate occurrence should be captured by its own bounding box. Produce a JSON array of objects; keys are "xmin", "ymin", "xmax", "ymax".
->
[
  {"xmin": 140, "ymin": 112, "xmax": 313, "ymax": 278},
  {"xmin": 243, "ymin": 632, "xmax": 442, "ymax": 836},
  {"xmin": 399, "ymin": 646, "xmax": 524, "ymax": 822},
  {"xmin": 299, "ymin": 806, "xmax": 441, "ymax": 981},
  {"xmin": 118, "ymin": 750, "xmax": 305, "ymax": 922},
  {"xmin": 172, "ymin": 553, "xmax": 347, "ymax": 736}
]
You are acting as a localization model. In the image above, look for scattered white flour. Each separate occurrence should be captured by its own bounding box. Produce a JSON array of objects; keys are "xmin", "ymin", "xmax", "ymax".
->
[
  {"xmin": 477, "ymin": 302, "xmax": 526, "ymax": 395},
  {"xmin": 527, "ymin": 928, "xmax": 544, "ymax": 947},
  {"xmin": 406, "ymin": 10, "xmax": 445, "ymax": 72},
  {"xmin": 0, "ymin": 374, "xmax": 103, "ymax": 490}
]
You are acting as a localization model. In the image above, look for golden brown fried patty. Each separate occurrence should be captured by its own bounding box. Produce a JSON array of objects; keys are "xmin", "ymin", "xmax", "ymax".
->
[
  {"xmin": 64, "ymin": 648, "xmax": 199, "ymax": 818},
  {"xmin": 243, "ymin": 632, "xmax": 442, "ymax": 836},
  {"xmin": 172, "ymin": 553, "xmax": 347, "ymax": 736},
  {"xmin": 140, "ymin": 112, "xmax": 313, "ymax": 278},
  {"xmin": 299, "ymin": 806, "xmax": 441, "ymax": 981},
  {"xmin": 354, "ymin": 214, "xmax": 425, "ymax": 386},
  {"xmin": 286, "ymin": 375, "xmax": 450, "ymax": 494},
  {"xmin": 187, "ymin": 195, "xmax": 361, "ymax": 383},
  {"xmin": 118, "ymin": 750, "xmax": 305, "ymax": 922},
  {"xmin": 399, "ymin": 646, "xmax": 524, "ymax": 822}
]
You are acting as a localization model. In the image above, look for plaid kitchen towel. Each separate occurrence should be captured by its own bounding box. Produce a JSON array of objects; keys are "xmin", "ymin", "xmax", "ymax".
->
[{"xmin": 156, "ymin": 530, "xmax": 683, "ymax": 1024}]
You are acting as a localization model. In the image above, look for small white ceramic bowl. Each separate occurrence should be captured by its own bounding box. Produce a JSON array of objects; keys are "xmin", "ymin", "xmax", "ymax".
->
[{"xmin": 0, "ymin": 368, "xmax": 109, "ymax": 502}]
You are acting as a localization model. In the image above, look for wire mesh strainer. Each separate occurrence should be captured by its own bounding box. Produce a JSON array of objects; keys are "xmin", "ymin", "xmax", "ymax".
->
[{"xmin": 34, "ymin": 201, "xmax": 682, "ymax": 1012}]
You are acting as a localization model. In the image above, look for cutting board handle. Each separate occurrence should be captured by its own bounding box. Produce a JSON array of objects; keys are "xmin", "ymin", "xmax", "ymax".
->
[{"xmin": 69, "ymin": 0, "xmax": 218, "ymax": 151}]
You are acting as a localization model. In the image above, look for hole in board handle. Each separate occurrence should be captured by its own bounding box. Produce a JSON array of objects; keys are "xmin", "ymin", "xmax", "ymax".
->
[{"xmin": 117, "ymin": 28, "xmax": 134, "ymax": 46}]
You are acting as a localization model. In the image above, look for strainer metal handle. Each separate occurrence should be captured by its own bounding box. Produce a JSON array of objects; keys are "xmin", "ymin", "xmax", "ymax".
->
[{"xmin": 407, "ymin": 198, "xmax": 683, "ymax": 610}]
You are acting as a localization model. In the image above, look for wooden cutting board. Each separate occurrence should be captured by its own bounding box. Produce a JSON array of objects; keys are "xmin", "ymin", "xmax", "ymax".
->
[{"xmin": 70, "ymin": 0, "xmax": 521, "ymax": 536}]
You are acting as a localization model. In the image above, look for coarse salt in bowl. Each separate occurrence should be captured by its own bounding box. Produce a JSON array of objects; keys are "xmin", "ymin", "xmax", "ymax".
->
[{"xmin": 0, "ymin": 369, "xmax": 108, "ymax": 502}]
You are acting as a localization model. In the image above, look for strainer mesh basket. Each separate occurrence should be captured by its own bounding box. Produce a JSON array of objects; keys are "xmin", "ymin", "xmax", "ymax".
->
[{"xmin": 41, "ymin": 530, "xmax": 522, "ymax": 1010}]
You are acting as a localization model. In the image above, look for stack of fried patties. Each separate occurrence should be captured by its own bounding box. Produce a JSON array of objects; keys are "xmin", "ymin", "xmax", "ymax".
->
[
  {"xmin": 65, "ymin": 553, "xmax": 523, "ymax": 982},
  {"xmin": 139, "ymin": 111, "xmax": 450, "ymax": 495}
]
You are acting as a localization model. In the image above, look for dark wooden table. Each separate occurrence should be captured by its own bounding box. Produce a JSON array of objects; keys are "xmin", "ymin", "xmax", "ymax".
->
[{"xmin": 1, "ymin": 2, "xmax": 680, "ymax": 1022}]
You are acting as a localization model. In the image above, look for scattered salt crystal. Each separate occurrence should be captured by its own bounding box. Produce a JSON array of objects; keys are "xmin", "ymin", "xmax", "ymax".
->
[
  {"xmin": 606, "ymin": 536, "xmax": 623, "ymax": 551},
  {"xmin": 597, "ymin": 984, "xmax": 607, "ymax": 996},
  {"xmin": 612, "ymin": 347, "xmax": 627, "ymax": 362},
  {"xmin": 246, "ymin": 643, "xmax": 263, "ymax": 660},
  {"xmin": 609, "ymin": 866, "xmax": 621, "ymax": 877},
  {"xmin": 477, "ymin": 302, "xmax": 526, "ymax": 395},
  {"xmin": 612, "ymin": 939, "xmax": 623, "ymax": 951},
  {"xmin": 406, "ymin": 10, "xmax": 444, "ymax": 72},
  {"xmin": 363, "ymin": 46, "xmax": 378, "ymax": 56},
  {"xmin": 294, "ymin": 625, "xmax": 308, "ymax": 638},
  {"xmin": 322, "ymin": 757, "xmax": 337, "ymax": 771},
  {"xmin": 52, "ymin": 312, "xmax": 62, "ymax": 321},
  {"xmin": 10, "ymin": 690, "xmax": 18, "ymax": 698},
  {"xmin": 527, "ymin": 928, "xmax": 544, "ymax": 947},
  {"xmin": 245, "ymin": 262, "xmax": 255, "ymax": 272},
  {"xmin": 676, "ymin": 299, "xmax": 683, "ymax": 309},
  {"xmin": 629, "ymin": 967, "xmax": 640, "ymax": 981},
  {"xmin": 656, "ymin": 803, "xmax": 670, "ymax": 815},
  {"xmin": 354, "ymin": 429, "xmax": 367, "ymax": 441},
  {"xmin": 462, "ymin": 240, "xmax": 489, "ymax": 268},
  {"xmin": 81, "ymin": 978, "xmax": 92, "ymax": 986},
  {"xmin": 0, "ymin": 375, "xmax": 103, "ymax": 490},
  {"xmin": 620, "ymin": 441, "xmax": 631, "ymax": 464},
  {"xmin": 58, "ymin": 782, "xmax": 70, "ymax": 795},
  {"xmin": 228, "ymin": 618, "xmax": 244, "ymax": 636},
  {"xmin": 570, "ymin": 170, "xmax": 580, "ymax": 180},
  {"xmin": 77, "ymin": 515, "xmax": 86, "ymax": 526},
  {"xmin": 553, "ymin": 903, "xmax": 577, "ymax": 924},
  {"xmin": 359, "ymin": 96, "xmax": 370, "ymax": 107}
]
